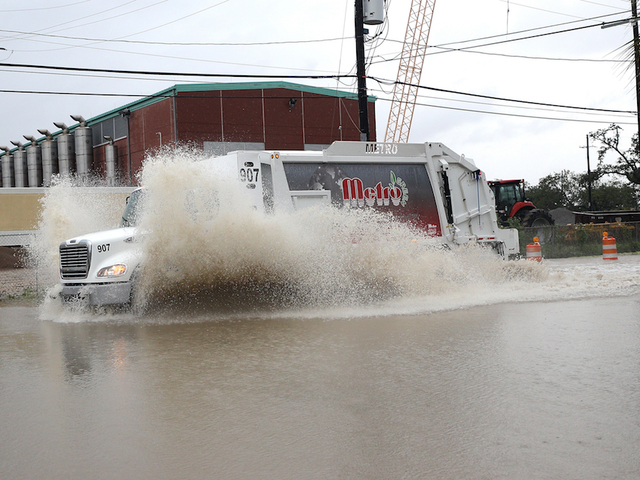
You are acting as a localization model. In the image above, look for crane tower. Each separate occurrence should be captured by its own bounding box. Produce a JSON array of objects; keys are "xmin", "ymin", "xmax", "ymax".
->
[{"xmin": 384, "ymin": 0, "xmax": 436, "ymax": 143}]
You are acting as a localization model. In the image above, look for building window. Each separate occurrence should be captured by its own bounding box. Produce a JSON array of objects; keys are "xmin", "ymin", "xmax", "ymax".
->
[{"xmin": 91, "ymin": 116, "xmax": 128, "ymax": 146}]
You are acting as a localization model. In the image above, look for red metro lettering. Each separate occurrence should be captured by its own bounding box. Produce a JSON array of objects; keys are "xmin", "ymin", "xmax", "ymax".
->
[{"xmin": 341, "ymin": 177, "xmax": 403, "ymax": 207}]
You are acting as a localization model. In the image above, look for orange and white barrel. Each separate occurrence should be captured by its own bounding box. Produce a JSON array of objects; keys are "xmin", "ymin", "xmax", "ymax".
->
[
  {"xmin": 602, "ymin": 232, "xmax": 618, "ymax": 261},
  {"xmin": 526, "ymin": 237, "xmax": 542, "ymax": 262}
]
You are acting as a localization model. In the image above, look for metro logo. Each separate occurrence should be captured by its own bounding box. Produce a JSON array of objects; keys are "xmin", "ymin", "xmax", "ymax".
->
[
  {"xmin": 342, "ymin": 170, "xmax": 408, "ymax": 207},
  {"xmin": 365, "ymin": 143, "xmax": 399, "ymax": 155}
]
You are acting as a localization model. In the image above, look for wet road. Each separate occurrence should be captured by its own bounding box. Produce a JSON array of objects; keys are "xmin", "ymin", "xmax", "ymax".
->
[{"xmin": 1, "ymin": 290, "xmax": 639, "ymax": 479}]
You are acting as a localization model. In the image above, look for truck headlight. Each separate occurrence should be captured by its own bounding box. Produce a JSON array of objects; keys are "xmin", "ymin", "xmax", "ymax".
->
[{"xmin": 97, "ymin": 264, "xmax": 127, "ymax": 277}]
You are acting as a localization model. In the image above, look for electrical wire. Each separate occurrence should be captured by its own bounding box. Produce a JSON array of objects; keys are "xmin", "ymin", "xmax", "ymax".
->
[
  {"xmin": 374, "ymin": 95, "xmax": 637, "ymax": 125},
  {"xmin": 0, "ymin": 4, "xmax": 635, "ymax": 129},
  {"xmin": 577, "ymin": 0, "xmax": 629, "ymax": 8},
  {"xmin": 0, "ymin": 29, "xmax": 349, "ymax": 47},
  {"xmin": 0, "ymin": 61, "xmax": 634, "ymax": 116},
  {"xmin": 426, "ymin": 46, "xmax": 632, "ymax": 63},
  {"xmin": 14, "ymin": 0, "xmax": 154, "ymax": 38},
  {"xmin": 114, "ymin": 0, "xmax": 234, "ymax": 41},
  {"xmin": 0, "ymin": 86, "xmax": 632, "ymax": 126},
  {"xmin": 0, "ymin": 61, "xmax": 354, "ymax": 80},
  {"xmin": 431, "ymin": 11, "xmax": 627, "ymax": 49},
  {"xmin": 495, "ymin": 0, "xmax": 611, "ymax": 19},
  {"xmin": 0, "ymin": 66, "xmax": 203, "ymax": 84},
  {"xmin": 368, "ymin": 76, "xmax": 636, "ymax": 114},
  {"xmin": 1, "ymin": 8, "xmax": 626, "ymax": 56},
  {"xmin": 0, "ymin": 1, "xmax": 92, "ymax": 13},
  {"xmin": 372, "ymin": 86, "xmax": 634, "ymax": 119},
  {"xmin": 2, "ymin": 0, "xmax": 232, "ymax": 51},
  {"xmin": 364, "ymin": 11, "xmax": 631, "ymax": 66},
  {"xmin": 425, "ymin": 21, "xmax": 628, "ymax": 57},
  {"xmin": 1, "ymin": 36, "xmax": 341, "ymax": 74}
]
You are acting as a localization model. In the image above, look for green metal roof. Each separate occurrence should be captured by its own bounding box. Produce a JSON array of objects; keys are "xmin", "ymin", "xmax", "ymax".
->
[
  {"xmin": 88, "ymin": 81, "xmax": 376, "ymax": 126},
  {"xmin": 1, "ymin": 82, "xmax": 376, "ymax": 155}
]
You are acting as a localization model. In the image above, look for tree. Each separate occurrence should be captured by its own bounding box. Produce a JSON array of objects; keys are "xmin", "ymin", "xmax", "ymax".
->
[
  {"xmin": 588, "ymin": 179, "xmax": 639, "ymax": 210},
  {"xmin": 526, "ymin": 170, "xmax": 582, "ymax": 210},
  {"xmin": 527, "ymin": 169, "xmax": 640, "ymax": 212},
  {"xmin": 589, "ymin": 124, "xmax": 640, "ymax": 185}
]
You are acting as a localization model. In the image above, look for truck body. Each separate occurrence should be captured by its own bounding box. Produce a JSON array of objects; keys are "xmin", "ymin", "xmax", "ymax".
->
[{"xmin": 58, "ymin": 141, "xmax": 519, "ymax": 307}]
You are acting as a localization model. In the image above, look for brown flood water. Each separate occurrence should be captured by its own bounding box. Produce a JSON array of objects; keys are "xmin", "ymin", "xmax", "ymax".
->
[{"xmin": 1, "ymin": 293, "xmax": 639, "ymax": 480}]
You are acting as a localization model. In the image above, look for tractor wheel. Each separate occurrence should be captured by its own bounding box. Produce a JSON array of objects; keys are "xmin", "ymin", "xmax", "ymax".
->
[
  {"xmin": 521, "ymin": 209, "xmax": 554, "ymax": 243},
  {"xmin": 521, "ymin": 209, "xmax": 554, "ymax": 227}
]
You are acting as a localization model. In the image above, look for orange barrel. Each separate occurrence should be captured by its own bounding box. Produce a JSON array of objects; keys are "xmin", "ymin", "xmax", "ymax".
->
[
  {"xmin": 526, "ymin": 236, "xmax": 542, "ymax": 262},
  {"xmin": 602, "ymin": 232, "xmax": 618, "ymax": 260}
]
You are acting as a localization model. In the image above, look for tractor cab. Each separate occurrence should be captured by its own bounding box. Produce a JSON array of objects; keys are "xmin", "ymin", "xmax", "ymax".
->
[
  {"xmin": 488, "ymin": 179, "xmax": 534, "ymax": 224},
  {"xmin": 488, "ymin": 178, "xmax": 555, "ymax": 233}
]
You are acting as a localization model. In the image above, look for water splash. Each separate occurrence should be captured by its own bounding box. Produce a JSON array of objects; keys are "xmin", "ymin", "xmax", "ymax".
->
[
  {"xmin": 32, "ymin": 147, "xmax": 640, "ymax": 322},
  {"xmin": 30, "ymin": 175, "xmax": 133, "ymax": 290},
  {"xmin": 132, "ymin": 149, "xmax": 548, "ymax": 313}
]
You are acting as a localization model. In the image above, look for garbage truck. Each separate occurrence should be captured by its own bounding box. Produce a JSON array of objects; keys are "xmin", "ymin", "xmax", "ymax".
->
[{"xmin": 58, "ymin": 141, "xmax": 519, "ymax": 307}]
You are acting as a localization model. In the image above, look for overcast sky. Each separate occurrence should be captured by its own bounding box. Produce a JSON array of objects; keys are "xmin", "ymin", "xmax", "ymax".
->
[{"xmin": 0, "ymin": 0, "xmax": 635, "ymax": 184}]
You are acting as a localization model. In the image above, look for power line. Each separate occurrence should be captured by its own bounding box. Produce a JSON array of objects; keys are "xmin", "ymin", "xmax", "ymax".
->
[
  {"xmin": 0, "ymin": 75, "xmax": 634, "ymax": 118},
  {"xmin": 4, "ymin": 38, "xmax": 337, "ymax": 73},
  {"xmin": 3, "ymin": 10, "xmax": 626, "ymax": 52},
  {"xmin": 0, "ymin": 29, "xmax": 348, "ymax": 47},
  {"xmin": 0, "ymin": 60, "xmax": 633, "ymax": 115},
  {"xmin": 496, "ymin": 0, "xmax": 626, "ymax": 19},
  {"xmin": 428, "ymin": 46, "xmax": 632, "ymax": 63},
  {"xmin": 0, "ymin": 89, "xmax": 148, "ymax": 98},
  {"xmin": 431, "ymin": 11, "xmax": 627, "ymax": 48},
  {"xmin": 1, "ymin": 86, "xmax": 632, "ymax": 125},
  {"xmin": 0, "ymin": 61, "xmax": 352, "ymax": 80},
  {"xmin": 369, "ymin": 45, "xmax": 630, "ymax": 65},
  {"xmin": 368, "ymin": 12, "xmax": 630, "ymax": 65},
  {"xmin": 0, "ymin": 0, "xmax": 91, "ymax": 13},
  {"xmin": 401, "ymin": 89, "xmax": 633, "ymax": 119},
  {"xmin": 576, "ymin": 0, "xmax": 628, "ymax": 8},
  {"xmin": 426, "ymin": 21, "xmax": 618, "ymax": 56},
  {"xmin": 114, "ymin": 0, "xmax": 233, "ymax": 41},
  {"xmin": 20, "ymin": 0, "xmax": 154, "ymax": 37},
  {"xmin": 0, "ymin": 66, "xmax": 201, "ymax": 84},
  {"xmin": 375, "ymin": 95, "xmax": 636, "ymax": 125},
  {"xmin": 369, "ymin": 77, "xmax": 637, "ymax": 114}
]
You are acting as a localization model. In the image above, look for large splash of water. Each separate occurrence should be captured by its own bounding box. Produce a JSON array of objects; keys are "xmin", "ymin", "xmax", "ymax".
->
[
  {"xmin": 33, "ymin": 147, "xmax": 640, "ymax": 321},
  {"xmin": 132, "ymin": 148, "xmax": 547, "ymax": 312},
  {"xmin": 30, "ymin": 175, "xmax": 133, "ymax": 289}
]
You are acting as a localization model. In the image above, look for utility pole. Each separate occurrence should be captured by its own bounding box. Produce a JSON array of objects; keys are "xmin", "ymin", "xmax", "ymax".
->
[
  {"xmin": 586, "ymin": 134, "xmax": 593, "ymax": 210},
  {"xmin": 602, "ymin": 3, "xmax": 640, "ymax": 135},
  {"xmin": 632, "ymin": 0, "xmax": 640, "ymax": 137},
  {"xmin": 354, "ymin": 0, "xmax": 370, "ymax": 141}
]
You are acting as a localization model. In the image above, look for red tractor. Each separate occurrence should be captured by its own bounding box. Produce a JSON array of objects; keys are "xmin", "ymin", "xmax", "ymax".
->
[{"xmin": 488, "ymin": 179, "xmax": 554, "ymax": 228}]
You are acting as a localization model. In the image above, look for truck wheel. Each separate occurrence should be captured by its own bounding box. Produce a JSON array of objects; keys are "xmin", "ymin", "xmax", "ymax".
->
[
  {"xmin": 127, "ymin": 269, "xmax": 143, "ymax": 314},
  {"xmin": 521, "ymin": 209, "xmax": 554, "ymax": 243}
]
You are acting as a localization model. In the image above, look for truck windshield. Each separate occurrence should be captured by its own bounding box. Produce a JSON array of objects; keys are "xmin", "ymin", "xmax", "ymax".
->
[{"xmin": 120, "ymin": 189, "xmax": 145, "ymax": 227}]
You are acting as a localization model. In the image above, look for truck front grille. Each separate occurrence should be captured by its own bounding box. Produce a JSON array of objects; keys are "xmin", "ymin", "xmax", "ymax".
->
[{"xmin": 60, "ymin": 241, "xmax": 91, "ymax": 279}]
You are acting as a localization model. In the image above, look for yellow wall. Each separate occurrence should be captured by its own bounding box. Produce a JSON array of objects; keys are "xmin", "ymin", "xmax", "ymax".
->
[
  {"xmin": 0, "ymin": 187, "xmax": 136, "ymax": 232},
  {"xmin": 0, "ymin": 192, "xmax": 44, "ymax": 231}
]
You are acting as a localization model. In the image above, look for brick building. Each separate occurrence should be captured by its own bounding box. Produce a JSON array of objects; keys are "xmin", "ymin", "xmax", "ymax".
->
[{"xmin": 1, "ymin": 81, "xmax": 377, "ymax": 187}]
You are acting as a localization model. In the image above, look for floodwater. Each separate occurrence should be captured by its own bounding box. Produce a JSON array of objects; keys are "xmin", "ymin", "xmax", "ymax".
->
[
  {"xmin": 4, "ymin": 152, "xmax": 639, "ymax": 478},
  {"xmin": 1, "ymin": 255, "xmax": 640, "ymax": 480}
]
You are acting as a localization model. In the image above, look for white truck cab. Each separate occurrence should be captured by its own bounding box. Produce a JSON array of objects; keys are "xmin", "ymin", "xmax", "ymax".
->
[
  {"xmin": 58, "ymin": 188, "xmax": 145, "ymax": 306},
  {"xmin": 58, "ymin": 141, "xmax": 519, "ymax": 307}
]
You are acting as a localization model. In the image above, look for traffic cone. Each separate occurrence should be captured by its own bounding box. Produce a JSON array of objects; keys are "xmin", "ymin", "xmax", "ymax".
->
[
  {"xmin": 526, "ymin": 236, "xmax": 542, "ymax": 262},
  {"xmin": 602, "ymin": 232, "xmax": 618, "ymax": 260}
]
